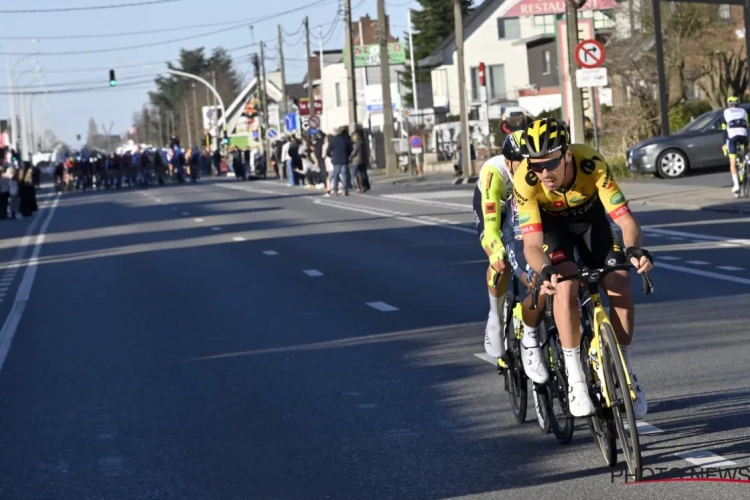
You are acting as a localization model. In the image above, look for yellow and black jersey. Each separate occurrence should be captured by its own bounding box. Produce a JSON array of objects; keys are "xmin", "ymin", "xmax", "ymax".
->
[{"xmin": 512, "ymin": 143, "xmax": 630, "ymax": 235}]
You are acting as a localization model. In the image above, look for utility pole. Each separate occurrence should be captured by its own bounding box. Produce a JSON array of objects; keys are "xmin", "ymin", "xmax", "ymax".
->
[
  {"xmin": 157, "ymin": 107, "xmax": 163, "ymax": 146},
  {"xmin": 319, "ymin": 25, "xmax": 325, "ymax": 131},
  {"xmin": 192, "ymin": 83, "xmax": 200, "ymax": 144},
  {"xmin": 278, "ymin": 25, "xmax": 288, "ymax": 129},
  {"xmin": 305, "ymin": 16, "xmax": 314, "ymax": 117},
  {"xmin": 344, "ymin": 0, "xmax": 358, "ymax": 126},
  {"xmin": 260, "ymin": 41, "xmax": 270, "ymax": 155},
  {"xmin": 185, "ymin": 102, "xmax": 193, "ymax": 146},
  {"xmin": 377, "ymin": 0, "xmax": 396, "ymax": 174},
  {"xmin": 566, "ymin": 2, "xmax": 584, "ymax": 143},
  {"xmin": 408, "ymin": 8, "xmax": 418, "ymax": 112},
  {"xmin": 454, "ymin": 0, "xmax": 471, "ymax": 178},
  {"xmin": 211, "ymin": 70, "xmax": 218, "ymax": 150},
  {"xmin": 252, "ymin": 52, "xmax": 261, "ymax": 149}
]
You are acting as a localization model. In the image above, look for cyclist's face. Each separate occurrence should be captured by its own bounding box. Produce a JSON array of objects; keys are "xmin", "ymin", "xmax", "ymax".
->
[{"xmin": 529, "ymin": 148, "xmax": 571, "ymax": 190}]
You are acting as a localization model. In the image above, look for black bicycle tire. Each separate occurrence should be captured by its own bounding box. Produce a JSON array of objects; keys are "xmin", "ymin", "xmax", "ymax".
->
[
  {"xmin": 548, "ymin": 331, "xmax": 574, "ymax": 444},
  {"xmin": 581, "ymin": 314, "xmax": 617, "ymax": 466},
  {"xmin": 601, "ymin": 323, "xmax": 643, "ymax": 481},
  {"xmin": 533, "ymin": 383, "xmax": 552, "ymax": 434}
]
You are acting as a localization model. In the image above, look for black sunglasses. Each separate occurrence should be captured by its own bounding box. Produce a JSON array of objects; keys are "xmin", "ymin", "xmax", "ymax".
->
[{"xmin": 529, "ymin": 153, "xmax": 565, "ymax": 173}]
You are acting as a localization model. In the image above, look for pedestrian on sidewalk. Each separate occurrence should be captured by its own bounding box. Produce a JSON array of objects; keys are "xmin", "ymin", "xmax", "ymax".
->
[
  {"xmin": 325, "ymin": 126, "xmax": 352, "ymax": 197},
  {"xmin": 350, "ymin": 130, "xmax": 370, "ymax": 192}
]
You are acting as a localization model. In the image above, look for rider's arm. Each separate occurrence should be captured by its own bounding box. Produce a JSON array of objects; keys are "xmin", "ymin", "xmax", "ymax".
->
[
  {"xmin": 513, "ymin": 163, "xmax": 549, "ymax": 273},
  {"xmin": 596, "ymin": 159, "xmax": 643, "ymax": 248},
  {"xmin": 478, "ymin": 164, "xmax": 505, "ymax": 258}
]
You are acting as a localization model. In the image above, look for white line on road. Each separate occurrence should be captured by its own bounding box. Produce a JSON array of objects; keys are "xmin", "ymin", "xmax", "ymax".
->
[
  {"xmin": 155, "ymin": 198, "xmax": 162, "ymax": 202},
  {"xmin": 717, "ymin": 265, "xmax": 744, "ymax": 271},
  {"xmin": 232, "ymin": 236, "xmax": 246, "ymax": 242},
  {"xmin": 657, "ymin": 262, "xmax": 750, "ymax": 285},
  {"xmin": 676, "ymin": 451, "xmax": 737, "ymax": 468},
  {"xmin": 657, "ymin": 256, "xmax": 681, "ymax": 261},
  {"xmin": 262, "ymin": 250, "xmax": 279, "ymax": 256},
  {"xmin": 181, "ymin": 212, "xmax": 189, "ymax": 215},
  {"xmin": 303, "ymin": 269, "xmax": 324, "ymax": 277},
  {"xmin": 216, "ymin": 183, "xmax": 289, "ymax": 196},
  {"xmin": 170, "ymin": 207, "xmax": 177, "ymax": 211},
  {"xmin": 211, "ymin": 227, "xmax": 222, "ymax": 231},
  {"xmin": 314, "ymin": 199, "xmax": 475, "ymax": 235},
  {"xmin": 0, "ymin": 195, "xmax": 60, "ymax": 374},
  {"xmin": 667, "ymin": 236, "xmax": 685, "ymax": 241},
  {"xmin": 474, "ymin": 353, "xmax": 495, "ymax": 365},
  {"xmin": 366, "ymin": 301, "xmax": 399, "ymax": 312},
  {"xmin": 684, "ymin": 260, "xmax": 710, "ymax": 265},
  {"xmin": 194, "ymin": 218, "xmax": 204, "ymax": 222}
]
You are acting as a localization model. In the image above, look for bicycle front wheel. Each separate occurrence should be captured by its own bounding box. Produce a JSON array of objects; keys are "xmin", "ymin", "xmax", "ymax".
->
[
  {"xmin": 601, "ymin": 323, "xmax": 642, "ymax": 481},
  {"xmin": 581, "ymin": 328, "xmax": 616, "ymax": 466}
]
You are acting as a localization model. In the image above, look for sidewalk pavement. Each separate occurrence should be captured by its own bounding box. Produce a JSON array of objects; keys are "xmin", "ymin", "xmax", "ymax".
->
[{"xmin": 621, "ymin": 180, "xmax": 750, "ymax": 214}]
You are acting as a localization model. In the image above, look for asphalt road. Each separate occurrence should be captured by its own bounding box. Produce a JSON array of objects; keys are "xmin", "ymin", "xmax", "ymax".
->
[{"xmin": 0, "ymin": 176, "xmax": 749, "ymax": 499}]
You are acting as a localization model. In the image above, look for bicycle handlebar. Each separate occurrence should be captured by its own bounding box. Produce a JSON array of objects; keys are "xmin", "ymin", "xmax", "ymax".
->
[{"xmin": 529, "ymin": 262, "xmax": 654, "ymax": 312}]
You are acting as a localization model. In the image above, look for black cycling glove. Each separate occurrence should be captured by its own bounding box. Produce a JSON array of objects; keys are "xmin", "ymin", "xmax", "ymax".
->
[
  {"xmin": 625, "ymin": 247, "xmax": 653, "ymax": 265},
  {"xmin": 536, "ymin": 264, "xmax": 554, "ymax": 287}
]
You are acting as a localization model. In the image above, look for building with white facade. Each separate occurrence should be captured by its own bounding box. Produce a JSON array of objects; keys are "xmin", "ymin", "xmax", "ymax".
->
[{"xmin": 419, "ymin": 0, "xmax": 619, "ymax": 120}]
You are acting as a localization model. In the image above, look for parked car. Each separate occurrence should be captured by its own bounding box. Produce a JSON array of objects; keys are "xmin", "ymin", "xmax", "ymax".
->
[{"xmin": 627, "ymin": 103, "xmax": 750, "ymax": 178}]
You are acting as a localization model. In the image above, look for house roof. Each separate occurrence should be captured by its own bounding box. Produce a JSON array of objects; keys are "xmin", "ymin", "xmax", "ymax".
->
[
  {"xmin": 307, "ymin": 49, "xmax": 344, "ymax": 82},
  {"xmin": 418, "ymin": 0, "xmax": 506, "ymax": 68},
  {"xmin": 285, "ymin": 83, "xmax": 307, "ymax": 101},
  {"xmin": 352, "ymin": 14, "xmax": 398, "ymax": 46}
]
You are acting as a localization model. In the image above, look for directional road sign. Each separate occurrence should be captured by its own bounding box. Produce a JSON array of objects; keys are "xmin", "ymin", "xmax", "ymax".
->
[{"xmin": 575, "ymin": 39, "xmax": 605, "ymax": 69}]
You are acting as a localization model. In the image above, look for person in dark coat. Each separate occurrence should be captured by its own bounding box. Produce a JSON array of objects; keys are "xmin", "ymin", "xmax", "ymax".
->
[
  {"xmin": 19, "ymin": 161, "xmax": 37, "ymax": 217},
  {"xmin": 324, "ymin": 126, "xmax": 352, "ymax": 196}
]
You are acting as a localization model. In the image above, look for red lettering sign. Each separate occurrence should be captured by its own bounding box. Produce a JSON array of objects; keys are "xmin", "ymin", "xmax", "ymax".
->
[
  {"xmin": 503, "ymin": 0, "xmax": 620, "ymax": 18},
  {"xmin": 550, "ymin": 250, "xmax": 566, "ymax": 263},
  {"xmin": 298, "ymin": 98, "xmax": 324, "ymax": 117},
  {"xmin": 520, "ymin": 223, "xmax": 542, "ymax": 234},
  {"xmin": 610, "ymin": 204, "xmax": 631, "ymax": 219},
  {"xmin": 485, "ymin": 202, "xmax": 497, "ymax": 215}
]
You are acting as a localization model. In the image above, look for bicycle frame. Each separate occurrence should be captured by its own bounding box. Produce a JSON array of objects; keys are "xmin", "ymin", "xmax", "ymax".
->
[{"xmin": 532, "ymin": 263, "xmax": 654, "ymax": 408}]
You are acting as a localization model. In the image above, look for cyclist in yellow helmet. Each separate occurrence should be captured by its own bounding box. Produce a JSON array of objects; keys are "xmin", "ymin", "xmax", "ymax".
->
[{"xmin": 514, "ymin": 117, "xmax": 654, "ymax": 418}]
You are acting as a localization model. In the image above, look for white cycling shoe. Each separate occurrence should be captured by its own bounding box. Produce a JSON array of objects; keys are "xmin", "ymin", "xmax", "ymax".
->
[
  {"xmin": 484, "ymin": 318, "xmax": 503, "ymax": 359},
  {"xmin": 521, "ymin": 345, "xmax": 549, "ymax": 384},
  {"xmin": 568, "ymin": 381, "xmax": 595, "ymax": 417},
  {"xmin": 630, "ymin": 370, "xmax": 648, "ymax": 420}
]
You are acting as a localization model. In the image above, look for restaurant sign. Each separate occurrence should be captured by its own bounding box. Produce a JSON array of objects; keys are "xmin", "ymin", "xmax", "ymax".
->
[{"xmin": 502, "ymin": 0, "xmax": 619, "ymax": 18}]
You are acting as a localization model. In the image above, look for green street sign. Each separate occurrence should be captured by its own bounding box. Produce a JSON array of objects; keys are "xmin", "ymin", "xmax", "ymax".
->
[{"xmin": 347, "ymin": 43, "xmax": 406, "ymax": 68}]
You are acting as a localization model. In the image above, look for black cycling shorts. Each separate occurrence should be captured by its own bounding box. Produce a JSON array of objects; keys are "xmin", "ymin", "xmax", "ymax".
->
[{"xmin": 540, "ymin": 198, "xmax": 626, "ymax": 269}]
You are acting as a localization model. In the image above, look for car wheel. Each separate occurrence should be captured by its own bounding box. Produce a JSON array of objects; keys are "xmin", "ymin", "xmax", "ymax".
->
[{"xmin": 656, "ymin": 149, "xmax": 689, "ymax": 178}]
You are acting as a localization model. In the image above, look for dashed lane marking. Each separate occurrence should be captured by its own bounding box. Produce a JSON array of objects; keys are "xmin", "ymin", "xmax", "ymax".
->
[
  {"xmin": 193, "ymin": 218, "xmax": 204, "ymax": 222},
  {"xmin": 684, "ymin": 260, "xmax": 710, "ymax": 265},
  {"xmin": 232, "ymin": 237, "xmax": 246, "ymax": 242},
  {"xmin": 303, "ymin": 269, "xmax": 324, "ymax": 277},
  {"xmin": 366, "ymin": 301, "xmax": 399, "ymax": 312},
  {"xmin": 676, "ymin": 451, "xmax": 737, "ymax": 468},
  {"xmin": 717, "ymin": 265, "xmax": 744, "ymax": 271},
  {"xmin": 262, "ymin": 250, "xmax": 279, "ymax": 256}
]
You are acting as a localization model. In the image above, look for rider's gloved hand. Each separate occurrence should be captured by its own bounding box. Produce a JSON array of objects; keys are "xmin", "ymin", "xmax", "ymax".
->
[
  {"xmin": 536, "ymin": 264, "xmax": 557, "ymax": 296},
  {"xmin": 625, "ymin": 247, "xmax": 654, "ymax": 274},
  {"xmin": 489, "ymin": 248, "xmax": 506, "ymax": 273}
]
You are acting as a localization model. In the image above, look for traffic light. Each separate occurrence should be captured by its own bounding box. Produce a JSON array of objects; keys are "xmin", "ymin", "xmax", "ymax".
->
[
  {"xmin": 109, "ymin": 69, "xmax": 117, "ymax": 87},
  {"xmin": 222, "ymin": 130, "xmax": 229, "ymax": 145},
  {"xmin": 478, "ymin": 62, "xmax": 486, "ymax": 87}
]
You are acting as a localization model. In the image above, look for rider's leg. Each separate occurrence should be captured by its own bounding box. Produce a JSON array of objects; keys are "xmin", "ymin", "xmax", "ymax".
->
[
  {"xmin": 728, "ymin": 138, "xmax": 740, "ymax": 195},
  {"xmin": 520, "ymin": 278, "xmax": 549, "ymax": 384},
  {"xmin": 484, "ymin": 264, "xmax": 510, "ymax": 359}
]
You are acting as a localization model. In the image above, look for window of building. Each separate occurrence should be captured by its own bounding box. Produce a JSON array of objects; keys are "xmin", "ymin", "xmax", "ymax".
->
[
  {"xmin": 718, "ymin": 5, "xmax": 731, "ymax": 20},
  {"xmin": 335, "ymin": 82, "xmax": 341, "ymax": 107},
  {"xmin": 470, "ymin": 67, "xmax": 480, "ymax": 101},
  {"xmin": 488, "ymin": 64, "xmax": 506, "ymax": 100},
  {"xmin": 533, "ymin": 14, "xmax": 557, "ymax": 35},
  {"xmin": 543, "ymin": 50, "xmax": 551, "ymax": 75},
  {"xmin": 497, "ymin": 18, "xmax": 521, "ymax": 39}
]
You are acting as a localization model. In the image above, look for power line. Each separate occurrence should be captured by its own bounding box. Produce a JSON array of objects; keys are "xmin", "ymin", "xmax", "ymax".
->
[{"xmin": 0, "ymin": 0, "xmax": 183, "ymax": 14}]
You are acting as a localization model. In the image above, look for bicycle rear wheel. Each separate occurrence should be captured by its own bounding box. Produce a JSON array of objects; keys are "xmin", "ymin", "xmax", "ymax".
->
[
  {"xmin": 581, "ymin": 329, "xmax": 617, "ymax": 467},
  {"xmin": 601, "ymin": 323, "xmax": 642, "ymax": 481},
  {"xmin": 532, "ymin": 384, "xmax": 551, "ymax": 434}
]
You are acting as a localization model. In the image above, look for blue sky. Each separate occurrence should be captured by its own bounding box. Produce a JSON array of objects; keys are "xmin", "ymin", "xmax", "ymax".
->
[{"xmin": 0, "ymin": 0, "xmax": 420, "ymax": 146}]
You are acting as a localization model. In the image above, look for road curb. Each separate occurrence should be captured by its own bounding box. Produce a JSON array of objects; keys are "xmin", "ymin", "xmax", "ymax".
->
[{"xmin": 453, "ymin": 176, "xmax": 478, "ymax": 185}]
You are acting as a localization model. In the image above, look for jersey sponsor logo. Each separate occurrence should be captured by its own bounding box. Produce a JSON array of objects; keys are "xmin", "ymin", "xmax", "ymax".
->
[
  {"xmin": 610, "ymin": 203, "xmax": 631, "ymax": 219},
  {"xmin": 610, "ymin": 192, "xmax": 625, "ymax": 205},
  {"xmin": 525, "ymin": 169, "xmax": 538, "ymax": 187},
  {"xmin": 601, "ymin": 166, "xmax": 613, "ymax": 188},
  {"xmin": 485, "ymin": 171, "xmax": 494, "ymax": 191},
  {"xmin": 550, "ymin": 250, "xmax": 566, "ymax": 263},
  {"xmin": 570, "ymin": 196, "xmax": 582, "ymax": 203},
  {"xmin": 485, "ymin": 216, "xmax": 497, "ymax": 223},
  {"xmin": 580, "ymin": 158, "xmax": 596, "ymax": 175},
  {"xmin": 518, "ymin": 212, "xmax": 531, "ymax": 224},
  {"xmin": 513, "ymin": 187, "xmax": 528, "ymax": 204},
  {"xmin": 542, "ymin": 244, "xmax": 548, "ymax": 251},
  {"xmin": 553, "ymin": 200, "xmax": 565, "ymax": 208},
  {"xmin": 490, "ymin": 238, "xmax": 500, "ymax": 251},
  {"xmin": 485, "ymin": 202, "xmax": 497, "ymax": 214},
  {"xmin": 520, "ymin": 223, "xmax": 542, "ymax": 234}
]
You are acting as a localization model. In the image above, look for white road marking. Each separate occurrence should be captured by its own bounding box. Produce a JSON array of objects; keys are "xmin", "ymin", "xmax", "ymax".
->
[
  {"xmin": 676, "ymin": 451, "xmax": 737, "ymax": 468},
  {"xmin": 211, "ymin": 227, "xmax": 222, "ymax": 231},
  {"xmin": 232, "ymin": 236, "xmax": 246, "ymax": 242},
  {"xmin": 684, "ymin": 260, "xmax": 710, "ymax": 265},
  {"xmin": 303, "ymin": 269, "xmax": 324, "ymax": 277},
  {"xmin": 215, "ymin": 183, "xmax": 289, "ymax": 196},
  {"xmin": 717, "ymin": 265, "xmax": 744, "ymax": 271},
  {"xmin": 657, "ymin": 255, "xmax": 681, "ymax": 260},
  {"xmin": 181, "ymin": 212, "xmax": 189, "ymax": 215},
  {"xmin": 170, "ymin": 207, "xmax": 177, "ymax": 211},
  {"xmin": 474, "ymin": 353, "xmax": 496, "ymax": 364},
  {"xmin": 0, "ymin": 195, "xmax": 60, "ymax": 374},
  {"xmin": 366, "ymin": 301, "xmax": 399, "ymax": 312},
  {"xmin": 193, "ymin": 218, "xmax": 204, "ymax": 222},
  {"xmin": 314, "ymin": 199, "xmax": 475, "ymax": 234},
  {"xmin": 657, "ymin": 262, "xmax": 750, "ymax": 285},
  {"xmin": 667, "ymin": 236, "xmax": 685, "ymax": 241},
  {"xmin": 624, "ymin": 421, "xmax": 664, "ymax": 435},
  {"xmin": 262, "ymin": 250, "xmax": 279, "ymax": 256},
  {"xmin": 155, "ymin": 198, "xmax": 162, "ymax": 202}
]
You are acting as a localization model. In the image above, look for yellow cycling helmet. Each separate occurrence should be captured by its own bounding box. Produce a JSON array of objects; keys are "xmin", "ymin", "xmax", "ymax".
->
[
  {"xmin": 728, "ymin": 96, "xmax": 740, "ymax": 106},
  {"xmin": 521, "ymin": 117, "xmax": 569, "ymax": 158}
]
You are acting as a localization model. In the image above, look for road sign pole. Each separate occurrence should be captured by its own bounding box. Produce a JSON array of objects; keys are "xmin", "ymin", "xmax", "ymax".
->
[{"xmin": 591, "ymin": 86, "xmax": 599, "ymax": 150}]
